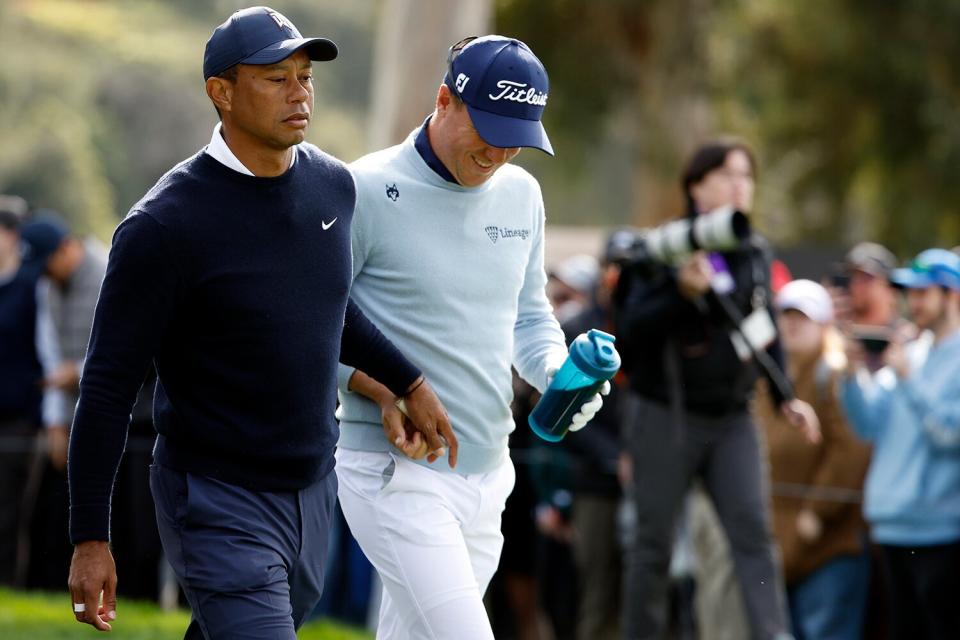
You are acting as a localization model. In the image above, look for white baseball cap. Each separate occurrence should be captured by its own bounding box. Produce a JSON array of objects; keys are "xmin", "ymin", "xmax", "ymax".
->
[
  {"xmin": 550, "ymin": 254, "xmax": 599, "ymax": 296},
  {"xmin": 775, "ymin": 279, "xmax": 833, "ymax": 324}
]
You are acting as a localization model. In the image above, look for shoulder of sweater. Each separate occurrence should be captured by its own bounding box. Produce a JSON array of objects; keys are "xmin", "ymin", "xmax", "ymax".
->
[
  {"xmin": 497, "ymin": 161, "xmax": 539, "ymax": 186},
  {"xmin": 126, "ymin": 150, "xmax": 210, "ymax": 224},
  {"xmin": 349, "ymin": 145, "xmax": 541, "ymax": 195},
  {"xmin": 348, "ymin": 142, "xmax": 408, "ymax": 176},
  {"xmin": 297, "ymin": 142, "xmax": 349, "ymax": 173}
]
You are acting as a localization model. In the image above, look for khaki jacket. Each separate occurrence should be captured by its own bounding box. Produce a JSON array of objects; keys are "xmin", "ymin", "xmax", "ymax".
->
[{"xmin": 755, "ymin": 353, "xmax": 872, "ymax": 585}]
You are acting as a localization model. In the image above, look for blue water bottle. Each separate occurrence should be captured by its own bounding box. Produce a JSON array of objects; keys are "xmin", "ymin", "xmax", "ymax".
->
[{"xmin": 529, "ymin": 329, "xmax": 621, "ymax": 442}]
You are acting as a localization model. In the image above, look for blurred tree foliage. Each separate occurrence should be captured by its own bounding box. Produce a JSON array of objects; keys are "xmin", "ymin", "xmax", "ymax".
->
[
  {"xmin": 499, "ymin": 0, "xmax": 960, "ymax": 255},
  {"xmin": 0, "ymin": 0, "xmax": 374, "ymax": 239},
  {"xmin": 0, "ymin": 0, "xmax": 956, "ymax": 256}
]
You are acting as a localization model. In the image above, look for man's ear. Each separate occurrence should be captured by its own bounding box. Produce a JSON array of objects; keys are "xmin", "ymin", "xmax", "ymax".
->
[
  {"xmin": 206, "ymin": 76, "xmax": 234, "ymax": 115},
  {"xmin": 435, "ymin": 83, "xmax": 454, "ymax": 118}
]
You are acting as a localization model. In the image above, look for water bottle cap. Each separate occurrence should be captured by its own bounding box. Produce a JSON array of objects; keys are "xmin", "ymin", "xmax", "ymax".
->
[{"xmin": 569, "ymin": 329, "xmax": 621, "ymax": 380}]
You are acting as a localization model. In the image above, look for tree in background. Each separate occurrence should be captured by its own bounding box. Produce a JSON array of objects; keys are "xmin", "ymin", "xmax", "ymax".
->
[
  {"xmin": 498, "ymin": 0, "xmax": 960, "ymax": 254},
  {"xmin": 0, "ymin": 0, "xmax": 956, "ymax": 255}
]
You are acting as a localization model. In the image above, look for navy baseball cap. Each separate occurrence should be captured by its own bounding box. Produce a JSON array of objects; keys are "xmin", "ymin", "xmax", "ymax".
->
[
  {"xmin": 891, "ymin": 248, "xmax": 960, "ymax": 291},
  {"xmin": 21, "ymin": 213, "xmax": 69, "ymax": 265},
  {"xmin": 444, "ymin": 35, "xmax": 554, "ymax": 155},
  {"xmin": 203, "ymin": 6, "xmax": 338, "ymax": 80}
]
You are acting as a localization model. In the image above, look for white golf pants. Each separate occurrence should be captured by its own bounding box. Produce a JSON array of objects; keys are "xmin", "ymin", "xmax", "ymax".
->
[{"xmin": 335, "ymin": 448, "xmax": 515, "ymax": 640}]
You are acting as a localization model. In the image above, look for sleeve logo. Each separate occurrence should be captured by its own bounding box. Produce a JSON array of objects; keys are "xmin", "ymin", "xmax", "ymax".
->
[{"xmin": 386, "ymin": 183, "xmax": 400, "ymax": 201}]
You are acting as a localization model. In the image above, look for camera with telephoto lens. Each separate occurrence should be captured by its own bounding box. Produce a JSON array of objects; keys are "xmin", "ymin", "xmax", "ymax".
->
[{"xmin": 611, "ymin": 206, "xmax": 752, "ymax": 269}]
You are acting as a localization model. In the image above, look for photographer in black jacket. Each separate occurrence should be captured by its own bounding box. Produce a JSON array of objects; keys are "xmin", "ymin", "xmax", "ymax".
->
[{"xmin": 616, "ymin": 139, "xmax": 818, "ymax": 640}]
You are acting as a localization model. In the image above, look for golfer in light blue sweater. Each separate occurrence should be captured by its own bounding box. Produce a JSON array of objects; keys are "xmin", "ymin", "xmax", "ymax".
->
[
  {"xmin": 334, "ymin": 36, "xmax": 607, "ymax": 640},
  {"xmin": 840, "ymin": 248, "xmax": 960, "ymax": 638}
]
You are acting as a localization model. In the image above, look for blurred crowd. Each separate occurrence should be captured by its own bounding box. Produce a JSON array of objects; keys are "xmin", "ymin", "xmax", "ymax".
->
[
  {"xmin": 3, "ymin": 136, "xmax": 960, "ymax": 640},
  {"xmin": 0, "ymin": 196, "xmax": 161, "ymax": 599}
]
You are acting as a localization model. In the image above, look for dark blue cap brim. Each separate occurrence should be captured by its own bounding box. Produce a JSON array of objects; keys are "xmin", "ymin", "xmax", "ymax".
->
[
  {"xmin": 891, "ymin": 268, "xmax": 934, "ymax": 289},
  {"xmin": 240, "ymin": 37, "xmax": 338, "ymax": 66},
  {"xmin": 466, "ymin": 104, "xmax": 554, "ymax": 156}
]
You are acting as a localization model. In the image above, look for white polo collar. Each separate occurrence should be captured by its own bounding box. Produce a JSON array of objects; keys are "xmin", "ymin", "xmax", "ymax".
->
[{"xmin": 205, "ymin": 122, "xmax": 297, "ymax": 175}]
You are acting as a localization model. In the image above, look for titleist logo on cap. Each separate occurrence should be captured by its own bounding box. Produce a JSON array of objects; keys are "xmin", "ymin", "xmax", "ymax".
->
[{"xmin": 488, "ymin": 80, "xmax": 548, "ymax": 106}]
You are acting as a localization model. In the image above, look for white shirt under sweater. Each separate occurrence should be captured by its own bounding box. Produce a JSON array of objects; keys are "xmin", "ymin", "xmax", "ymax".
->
[
  {"xmin": 337, "ymin": 130, "xmax": 568, "ymax": 474},
  {"xmin": 204, "ymin": 122, "xmax": 296, "ymax": 174}
]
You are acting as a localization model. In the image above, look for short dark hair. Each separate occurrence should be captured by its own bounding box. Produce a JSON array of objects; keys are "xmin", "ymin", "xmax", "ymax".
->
[
  {"xmin": 212, "ymin": 65, "xmax": 240, "ymax": 120},
  {"xmin": 681, "ymin": 138, "xmax": 756, "ymax": 216},
  {"xmin": 0, "ymin": 194, "xmax": 28, "ymax": 231},
  {"xmin": 0, "ymin": 211, "xmax": 20, "ymax": 232}
]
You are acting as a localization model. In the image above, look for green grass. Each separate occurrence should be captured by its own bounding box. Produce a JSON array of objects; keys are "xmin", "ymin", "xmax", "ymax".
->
[{"xmin": 0, "ymin": 588, "xmax": 372, "ymax": 640}]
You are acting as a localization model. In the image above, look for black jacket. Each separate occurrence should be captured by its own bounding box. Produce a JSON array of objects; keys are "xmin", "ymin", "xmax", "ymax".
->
[
  {"xmin": 560, "ymin": 303, "xmax": 622, "ymax": 497},
  {"xmin": 615, "ymin": 237, "xmax": 790, "ymax": 417}
]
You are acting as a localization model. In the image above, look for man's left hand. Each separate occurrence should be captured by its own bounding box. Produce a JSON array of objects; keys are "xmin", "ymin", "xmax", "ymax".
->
[
  {"xmin": 396, "ymin": 377, "xmax": 458, "ymax": 468},
  {"xmin": 780, "ymin": 398, "xmax": 821, "ymax": 444},
  {"xmin": 545, "ymin": 366, "xmax": 610, "ymax": 433},
  {"xmin": 568, "ymin": 381, "xmax": 610, "ymax": 432}
]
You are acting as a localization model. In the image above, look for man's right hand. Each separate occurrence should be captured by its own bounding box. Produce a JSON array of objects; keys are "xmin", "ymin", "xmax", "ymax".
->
[
  {"xmin": 68, "ymin": 540, "xmax": 117, "ymax": 632},
  {"xmin": 398, "ymin": 377, "xmax": 458, "ymax": 468},
  {"xmin": 380, "ymin": 399, "xmax": 430, "ymax": 460}
]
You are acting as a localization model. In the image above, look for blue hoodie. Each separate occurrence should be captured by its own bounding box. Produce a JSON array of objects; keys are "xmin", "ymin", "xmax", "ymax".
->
[{"xmin": 841, "ymin": 329, "xmax": 960, "ymax": 545}]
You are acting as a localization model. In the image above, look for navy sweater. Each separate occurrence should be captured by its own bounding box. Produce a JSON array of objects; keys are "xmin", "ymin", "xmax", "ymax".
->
[{"xmin": 69, "ymin": 145, "xmax": 420, "ymax": 543}]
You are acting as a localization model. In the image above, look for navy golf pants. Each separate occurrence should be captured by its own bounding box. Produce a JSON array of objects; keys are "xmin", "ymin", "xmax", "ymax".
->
[{"xmin": 150, "ymin": 463, "xmax": 336, "ymax": 639}]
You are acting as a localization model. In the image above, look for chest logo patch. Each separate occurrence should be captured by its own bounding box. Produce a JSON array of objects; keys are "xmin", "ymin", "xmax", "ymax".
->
[
  {"xmin": 484, "ymin": 225, "xmax": 530, "ymax": 244},
  {"xmin": 386, "ymin": 183, "xmax": 399, "ymax": 201}
]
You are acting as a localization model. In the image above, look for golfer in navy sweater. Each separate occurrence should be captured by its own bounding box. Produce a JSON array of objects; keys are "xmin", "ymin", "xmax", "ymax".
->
[{"xmin": 66, "ymin": 8, "xmax": 453, "ymax": 638}]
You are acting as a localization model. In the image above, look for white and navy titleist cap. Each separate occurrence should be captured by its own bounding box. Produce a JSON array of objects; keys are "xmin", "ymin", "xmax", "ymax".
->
[
  {"xmin": 203, "ymin": 6, "xmax": 338, "ymax": 80},
  {"xmin": 444, "ymin": 35, "xmax": 554, "ymax": 155}
]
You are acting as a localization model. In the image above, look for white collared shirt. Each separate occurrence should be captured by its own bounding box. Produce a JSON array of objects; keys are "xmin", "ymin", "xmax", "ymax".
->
[{"xmin": 204, "ymin": 122, "xmax": 297, "ymax": 175}]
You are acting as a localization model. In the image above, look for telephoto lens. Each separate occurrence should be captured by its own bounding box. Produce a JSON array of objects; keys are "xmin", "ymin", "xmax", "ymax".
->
[{"xmin": 644, "ymin": 205, "xmax": 751, "ymax": 265}]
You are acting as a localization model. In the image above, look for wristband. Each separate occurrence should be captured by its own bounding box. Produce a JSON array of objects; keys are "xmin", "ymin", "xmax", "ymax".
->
[{"xmin": 403, "ymin": 376, "xmax": 425, "ymax": 397}]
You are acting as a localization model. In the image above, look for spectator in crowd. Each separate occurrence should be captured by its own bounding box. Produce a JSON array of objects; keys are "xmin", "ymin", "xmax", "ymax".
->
[
  {"xmin": 841, "ymin": 248, "xmax": 960, "ymax": 640},
  {"xmin": 558, "ymin": 239, "xmax": 626, "ymax": 640},
  {"xmin": 756, "ymin": 279, "xmax": 872, "ymax": 640},
  {"xmin": 828, "ymin": 244, "xmax": 902, "ymax": 637},
  {"xmin": 528, "ymin": 254, "xmax": 602, "ymax": 640},
  {"xmin": 492, "ymin": 253, "xmax": 596, "ymax": 640},
  {"xmin": 491, "ymin": 256, "xmax": 598, "ymax": 640},
  {"xmin": 21, "ymin": 214, "xmax": 107, "ymax": 472},
  {"xmin": 16, "ymin": 214, "xmax": 101, "ymax": 590},
  {"xmin": 491, "ymin": 369, "xmax": 551, "ymax": 640},
  {"xmin": 830, "ymin": 243, "xmax": 900, "ymax": 362},
  {"xmin": 615, "ymin": 138, "xmax": 819, "ymax": 640},
  {"xmin": 548, "ymin": 254, "xmax": 599, "ymax": 324},
  {"xmin": 0, "ymin": 197, "xmax": 67, "ymax": 587}
]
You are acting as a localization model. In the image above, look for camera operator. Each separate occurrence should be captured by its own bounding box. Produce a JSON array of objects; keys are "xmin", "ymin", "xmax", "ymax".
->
[{"xmin": 616, "ymin": 139, "xmax": 818, "ymax": 640}]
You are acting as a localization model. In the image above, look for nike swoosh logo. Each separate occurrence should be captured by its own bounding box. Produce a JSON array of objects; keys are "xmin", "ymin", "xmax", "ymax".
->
[{"xmin": 322, "ymin": 218, "xmax": 337, "ymax": 231}]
